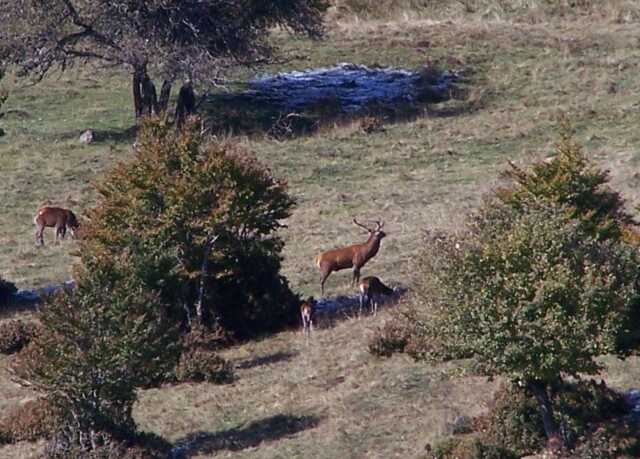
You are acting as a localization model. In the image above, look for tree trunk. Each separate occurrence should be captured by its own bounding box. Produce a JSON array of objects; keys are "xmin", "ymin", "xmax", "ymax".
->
[
  {"xmin": 175, "ymin": 81, "xmax": 196, "ymax": 128},
  {"xmin": 527, "ymin": 379, "xmax": 563, "ymax": 449},
  {"xmin": 141, "ymin": 74, "xmax": 158, "ymax": 116},
  {"xmin": 158, "ymin": 80, "xmax": 172, "ymax": 113},
  {"xmin": 196, "ymin": 234, "xmax": 220, "ymax": 327},
  {"xmin": 132, "ymin": 70, "xmax": 143, "ymax": 120}
]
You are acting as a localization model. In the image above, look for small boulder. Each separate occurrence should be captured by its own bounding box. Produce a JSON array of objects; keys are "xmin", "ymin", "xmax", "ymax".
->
[{"xmin": 79, "ymin": 129, "xmax": 95, "ymax": 144}]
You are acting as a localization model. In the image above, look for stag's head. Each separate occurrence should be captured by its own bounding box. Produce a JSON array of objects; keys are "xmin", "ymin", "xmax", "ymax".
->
[{"xmin": 353, "ymin": 218, "xmax": 385, "ymax": 241}]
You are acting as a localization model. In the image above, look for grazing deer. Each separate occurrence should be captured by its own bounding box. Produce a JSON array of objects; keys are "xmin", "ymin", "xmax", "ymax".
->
[
  {"xmin": 300, "ymin": 297, "xmax": 315, "ymax": 335},
  {"xmin": 358, "ymin": 276, "xmax": 395, "ymax": 317},
  {"xmin": 315, "ymin": 218, "xmax": 386, "ymax": 295},
  {"xmin": 34, "ymin": 206, "xmax": 79, "ymax": 246}
]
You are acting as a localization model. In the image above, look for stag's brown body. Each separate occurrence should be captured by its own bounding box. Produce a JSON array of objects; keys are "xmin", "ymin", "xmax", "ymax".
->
[
  {"xmin": 34, "ymin": 206, "xmax": 79, "ymax": 246},
  {"xmin": 358, "ymin": 276, "xmax": 395, "ymax": 317},
  {"xmin": 300, "ymin": 297, "xmax": 315, "ymax": 335},
  {"xmin": 315, "ymin": 219, "xmax": 386, "ymax": 295}
]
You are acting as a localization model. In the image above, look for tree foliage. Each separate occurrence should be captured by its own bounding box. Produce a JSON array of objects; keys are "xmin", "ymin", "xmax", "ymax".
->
[
  {"xmin": 11, "ymin": 252, "xmax": 179, "ymax": 454},
  {"xmin": 81, "ymin": 117, "xmax": 298, "ymax": 338},
  {"xmin": 495, "ymin": 122, "xmax": 636, "ymax": 243},
  {"xmin": 411, "ymin": 130, "xmax": 640, "ymax": 444},
  {"xmin": 0, "ymin": 0, "xmax": 328, "ymax": 118}
]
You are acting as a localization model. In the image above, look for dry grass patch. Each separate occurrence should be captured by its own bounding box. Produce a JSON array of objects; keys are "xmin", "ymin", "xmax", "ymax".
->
[{"xmin": 136, "ymin": 309, "xmax": 500, "ymax": 458}]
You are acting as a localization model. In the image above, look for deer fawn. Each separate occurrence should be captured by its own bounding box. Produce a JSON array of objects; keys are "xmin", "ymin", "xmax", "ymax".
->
[
  {"xmin": 358, "ymin": 276, "xmax": 395, "ymax": 317},
  {"xmin": 315, "ymin": 218, "xmax": 386, "ymax": 295},
  {"xmin": 300, "ymin": 297, "xmax": 315, "ymax": 335},
  {"xmin": 34, "ymin": 206, "xmax": 80, "ymax": 246}
]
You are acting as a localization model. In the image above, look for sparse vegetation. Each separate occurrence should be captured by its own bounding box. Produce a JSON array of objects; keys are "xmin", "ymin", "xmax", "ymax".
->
[
  {"xmin": 0, "ymin": 398, "xmax": 58, "ymax": 444},
  {"xmin": 0, "ymin": 320, "xmax": 39, "ymax": 355}
]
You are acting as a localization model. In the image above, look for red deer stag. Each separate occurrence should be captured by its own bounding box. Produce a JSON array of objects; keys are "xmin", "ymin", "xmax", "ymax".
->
[
  {"xmin": 358, "ymin": 276, "xmax": 395, "ymax": 317},
  {"xmin": 300, "ymin": 297, "xmax": 315, "ymax": 335},
  {"xmin": 34, "ymin": 206, "xmax": 79, "ymax": 246},
  {"xmin": 315, "ymin": 218, "xmax": 386, "ymax": 295}
]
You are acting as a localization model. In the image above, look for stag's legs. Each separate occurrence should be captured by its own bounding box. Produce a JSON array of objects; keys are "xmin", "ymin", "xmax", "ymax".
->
[
  {"xmin": 371, "ymin": 294, "xmax": 378, "ymax": 317},
  {"xmin": 359, "ymin": 292, "xmax": 365, "ymax": 317},
  {"xmin": 320, "ymin": 271, "xmax": 330, "ymax": 296},
  {"xmin": 55, "ymin": 224, "xmax": 66, "ymax": 243},
  {"xmin": 352, "ymin": 267, "xmax": 361, "ymax": 286}
]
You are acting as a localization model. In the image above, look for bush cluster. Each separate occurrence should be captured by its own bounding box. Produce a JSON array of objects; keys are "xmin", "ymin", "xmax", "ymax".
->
[
  {"xmin": 0, "ymin": 398, "xmax": 58, "ymax": 444},
  {"xmin": 368, "ymin": 318, "xmax": 410, "ymax": 357},
  {"xmin": 10, "ymin": 253, "xmax": 180, "ymax": 454},
  {"xmin": 81, "ymin": 117, "xmax": 299, "ymax": 339},
  {"xmin": 433, "ymin": 380, "xmax": 637, "ymax": 458},
  {"xmin": 173, "ymin": 324, "xmax": 234, "ymax": 384},
  {"xmin": 0, "ymin": 320, "xmax": 40, "ymax": 354},
  {"xmin": 175, "ymin": 347, "xmax": 234, "ymax": 384}
]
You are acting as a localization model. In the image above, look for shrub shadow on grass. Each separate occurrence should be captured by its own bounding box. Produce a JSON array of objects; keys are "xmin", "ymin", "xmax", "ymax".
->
[
  {"xmin": 171, "ymin": 414, "xmax": 321, "ymax": 458},
  {"xmin": 201, "ymin": 64, "xmax": 473, "ymax": 139},
  {"xmin": 234, "ymin": 350, "xmax": 298, "ymax": 370}
]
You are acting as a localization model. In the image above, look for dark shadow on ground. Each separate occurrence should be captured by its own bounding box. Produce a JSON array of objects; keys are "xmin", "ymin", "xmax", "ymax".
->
[
  {"xmin": 311, "ymin": 284, "xmax": 410, "ymax": 330},
  {"xmin": 234, "ymin": 350, "xmax": 298, "ymax": 370},
  {"xmin": 171, "ymin": 414, "xmax": 321, "ymax": 458},
  {"xmin": 201, "ymin": 63, "xmax": 473, "ymax": 139}
]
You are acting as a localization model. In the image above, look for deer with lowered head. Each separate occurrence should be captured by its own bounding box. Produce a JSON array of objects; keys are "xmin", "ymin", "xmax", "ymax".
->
[
  {"xmin": 358, "ymin": 276, "xmax": 395, "ymax": 317},
  {"xmin": 34, "ymin": 206, "xmax": 80, "ymax": 246},
  {"xmin": 315, "ymin": 218, "xmax": 386, "ymax": 295}
]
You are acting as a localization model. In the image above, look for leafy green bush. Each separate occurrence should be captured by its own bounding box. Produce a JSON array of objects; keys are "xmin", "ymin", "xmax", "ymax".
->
[
  {"xmin": 11, "ymin": 252, "xmax": 180, "ymax": 455},
  {"xmin": 81, "ymin": 117, "xmax": 298, "ymax": 339},
  {"xmin": 495, "ymin": 123, "xmax": 636, "ymax": 243},
  {"xmin": 0, "ymin": 320, "xmax": 40, "ymax": 354},
  {"xmin": 0, "ymin": 276, "xmax": 16, "ymax": 307},
  {"xmin": 0, "ymin": 398, "xmax": 59, "ymax": 444},
  {"xmin": 479, "ymin": 380, "xmax": 633, "ymax": 456},
  {"xmin": 410, "ymin": 129, "xmax": 640, "ymax": 445}
]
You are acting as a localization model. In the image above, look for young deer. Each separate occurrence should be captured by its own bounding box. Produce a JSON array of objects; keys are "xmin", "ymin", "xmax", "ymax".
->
[
  {"xmin": 358, "ymin": 276, "xmax": 395, "ymax": 317},
  {"xmin": 300, "ymin": 297, "xmax": 315, "ymax": 335},
  {"xmin": 34, "ymin": 206, "xmax": 80, "ymax": 246},
  {"xmin": 315, "ymin": 218, "xmax": 386, "ymax": 295}
]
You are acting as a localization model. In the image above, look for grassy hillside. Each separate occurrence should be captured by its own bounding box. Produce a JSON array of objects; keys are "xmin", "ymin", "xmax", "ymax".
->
[{"xmin": 2, "ymin": 2, "xmax": 640, "ymax": 456}]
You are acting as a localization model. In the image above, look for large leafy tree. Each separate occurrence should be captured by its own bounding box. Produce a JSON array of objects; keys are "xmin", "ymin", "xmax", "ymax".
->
[
  {"xmin": 0, "ymin": 0, "xmax": 328, "ymax": 120},
  {"xmin": 412, "ymin": 131, "xmax": 640, "ymax": 449},
  {"xmin": 81, "ymin": 117, "xmax": 298, "ymax": 338},
  {"xmin": 11, "ymin": 252, "xmax": 179, "ymax": 455}
]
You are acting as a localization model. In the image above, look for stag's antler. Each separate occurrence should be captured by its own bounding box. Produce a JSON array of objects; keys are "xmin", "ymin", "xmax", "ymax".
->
[{"xmin": 353, "ymin": 217, "xmax": 372, "ymax": 232}]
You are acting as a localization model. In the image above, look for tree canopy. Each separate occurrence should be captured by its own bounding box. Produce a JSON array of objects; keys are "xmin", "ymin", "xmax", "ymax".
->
[{"xmin": 0, "ymin": 0, "xmax": 328, "ymax": 117}]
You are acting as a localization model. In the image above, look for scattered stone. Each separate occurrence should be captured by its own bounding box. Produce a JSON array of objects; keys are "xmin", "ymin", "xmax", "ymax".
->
[{"xmin": 79, "ymin": 129, "xmax": 95, "ymax": 144}]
